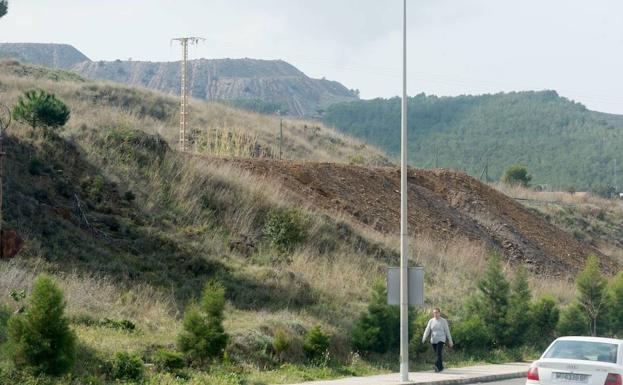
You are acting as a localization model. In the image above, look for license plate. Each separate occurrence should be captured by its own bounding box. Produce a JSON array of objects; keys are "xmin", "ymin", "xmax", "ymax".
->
[{"xmin": 554, "ymin": 372, "xmax": 589, "ymax": 383}]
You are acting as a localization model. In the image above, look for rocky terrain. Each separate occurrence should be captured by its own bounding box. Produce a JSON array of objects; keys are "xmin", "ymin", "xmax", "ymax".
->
[
  {"xmin": 0, "ymin": 43, "xmax": 358, "ymax": 116},
  {"xmin": 0, "ymin": 43, "xmax": 90, "ymax": 69}
]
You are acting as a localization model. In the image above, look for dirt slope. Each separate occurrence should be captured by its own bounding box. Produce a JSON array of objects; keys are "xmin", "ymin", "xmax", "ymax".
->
[{"xmin": 209, "ymin": 157, "xmax": 618, "ymax": 276}]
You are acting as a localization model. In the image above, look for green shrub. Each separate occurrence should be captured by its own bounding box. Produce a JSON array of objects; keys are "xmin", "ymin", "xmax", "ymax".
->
[
  {"xmin": 8, "ymin": 274, "xmax": 76, "ymax": 376},
  {"xmin": 527, "ymin": 295, "xmax": 559, "ymax": 346},
  {"xmin": 502, "ymin": 165, "xmax": 532, "ymax": 187},
  {"xmin": 178, "ymin": 281, "xmax": 228, "ymax": 364},
  {"xmin": 272, "ymin": 328, "xmax": 291, "ymax": 360},
  {"xmin": 226, "ymin": 329, "xmax": 277, "ymax": 367},
  {"xmin": 264, "ymin": 208, "xmax": 307, "ymax": 252},
  {"xmin": 351, "ymin": 280, "xmax": 399, "ymax": 354},
  {"xmin": 557, "ymin": 302, "xmax": 589, "ymax": 336},
  {"xmin": 410, "ymin": 310, "xmax": 432, "ymax": 357},
  {"xmin": 124, "ymin": 190, "xmax": 136, "ymax": 201},
  {"xmin": 28, "ymin": 158, "xmax": 45, "ymax": 175},
  {"xmin": 452, "ymin": 316, "xmax": 491, "ymax": 351},
  {"xmin": 153, "ymin": 349, "xmax": 185, "ymax": 372},
  {"xmin": 303, "ymin": 325, "xmax": 330, "ymax": 361},
  {"xmin": 72, "ymin": 315, "xmax": 136, "ymax": 331},
  {"xmin": 111, "ymin": 352, "xmax": 143, "ymax": 381}
]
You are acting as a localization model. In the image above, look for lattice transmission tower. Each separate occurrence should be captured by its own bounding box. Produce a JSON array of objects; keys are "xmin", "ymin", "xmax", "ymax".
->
[{"xmin": 171, "ymin": 37, "xmax": 204, "ymax": 152}]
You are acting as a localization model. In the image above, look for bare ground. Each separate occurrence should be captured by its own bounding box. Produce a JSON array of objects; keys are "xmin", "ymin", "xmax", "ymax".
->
[{"xmin": 206, "ymin": 157, "xmax": 618, "ymax": 277}]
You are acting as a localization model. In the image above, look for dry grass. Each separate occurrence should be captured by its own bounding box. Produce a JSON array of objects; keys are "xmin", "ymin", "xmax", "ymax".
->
[
  {"xmin": 493, "ymin": 183, "xmax": 623, "ymax": 263},
  {"xmin": 0, "ymin": 260, "xmax": 178, "ymax": 329},
  {"xmin": 529, "ymin": 276, "xmax": 575, "ymax": 305},
  {"xmin": 493, "ymin": 183, "xmax": 623, "ymax": 214},
  {"xmin": 0, "ymin": 60, "xmax": 389, "ymax": 167},
  {"xmin": 599, "ymin": 243, "xmax": 623, "ymax": 265}
]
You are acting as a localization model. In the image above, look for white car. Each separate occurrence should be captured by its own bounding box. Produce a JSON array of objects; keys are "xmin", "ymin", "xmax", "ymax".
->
[{"xmin": 527, "ymin": 336, "xmax": 622, "ymax": 385}]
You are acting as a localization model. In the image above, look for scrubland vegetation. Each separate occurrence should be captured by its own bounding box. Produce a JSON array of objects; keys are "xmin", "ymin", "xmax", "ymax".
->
[
  {"xmin": 495, "ymin": 183, "xmax": 623, "ymax": 263},
  {"xmin": 0, "ymin": 61, "xmax": 621, "ymax": 384}
]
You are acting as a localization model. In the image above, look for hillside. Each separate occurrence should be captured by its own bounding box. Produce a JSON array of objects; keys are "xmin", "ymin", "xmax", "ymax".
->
[
  {"xmin": 0, "ymin": 61, "xmax": 620, "ymax": 384},
  {"xmin": 0, "ymin": 43, "xmax": 359, "ymax": 117},
  {"xmin": 72, "ymin": 58, "xmax": 358, "ymax": 117},
  {"xmin": 0, "ymin": 61, "xmax": 401, "ymax": 376},
  {"xmin": 0, "ymin": 60, "xmax": 386, "ymax": 165},
  {"xmin": 323, "ymin": 92, "xmax": 623, "ymax": 191},
  {"xmin": 211, "ymin": 158, "xmax": 617, "ymax": 277},
  {"xmin": 494, "ymin": 184, "xmax": 623, "ymax": 261}
]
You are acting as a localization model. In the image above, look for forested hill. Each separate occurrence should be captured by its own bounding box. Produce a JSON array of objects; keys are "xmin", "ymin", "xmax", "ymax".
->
[{"xmin": 323, "ymin": 91, "xmax": 623, "ymax": 191}]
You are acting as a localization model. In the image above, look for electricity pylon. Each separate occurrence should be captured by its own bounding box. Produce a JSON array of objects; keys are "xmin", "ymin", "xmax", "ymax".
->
[{"xmin": 171, "ymin": 37, "xmax": 204, "ymax": 152}]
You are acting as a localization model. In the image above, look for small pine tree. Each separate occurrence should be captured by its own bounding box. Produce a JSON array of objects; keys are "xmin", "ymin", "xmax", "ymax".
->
[
  {"xmin": 178, "ymin": 281, "xmax": 228, "ymax": 364},
  {"xmin": 303, "ymin": 325, "xmax": 330, "ymax": 361},
  {"xmin": 452, "ymin": 315, "xmax": 491, "ymax": 351},
  {"xmin": 470, "ymin": 253, "xmax": 510, "ymax": 347},
  {"xmin": 351, "ymin": 280, "xmax": 400, "ymax": 354},
  {"xmin": 111, "ymin": 352, "xmax": 144, "ymax": 381},
  {"xmin": 527, "ymin": 295, "xmax": 559, "ymax": 346},
  {"xmin": 558, "ymin": 302, "xmax": 589, "ymax": 336},
  {"xmin": 576, "ymin": 256, "xmax": 608, "ymax": 336},
  {"xmin": 12, "ymin": 90, "xmax": 70, "ymax": 135},
  {"xmin": 8, "ymin": 274, "xmax": 76, "ymax": 375},
  {"xmin": 608, "ymin": 272, "xmax": 623, "ymax": 336},
  {"xmin": 264, "ymin": 208, "xmax": 307, "ymax": 252},
  {"xmin": 505, "ymin": 267, "xmax": 532, "ymax": 347},
  {"xmin": 0, "ymin": 1, "xmax": 7, "ymax": 18}
]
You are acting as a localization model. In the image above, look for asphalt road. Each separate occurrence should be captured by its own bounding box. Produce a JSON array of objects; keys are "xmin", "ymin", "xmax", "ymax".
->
[{"xmin": 472, "ymin": 377, "xmax": 526, "ymax": 385}]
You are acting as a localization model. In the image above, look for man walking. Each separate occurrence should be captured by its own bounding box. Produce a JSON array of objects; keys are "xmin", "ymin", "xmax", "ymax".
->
[{"xmin": 422, "ymin": 307, "xmax": 453, "ymax": 372}]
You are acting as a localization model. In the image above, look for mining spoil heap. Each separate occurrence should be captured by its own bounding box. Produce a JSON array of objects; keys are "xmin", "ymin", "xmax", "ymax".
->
[{"xmin": 209, "ymin": 157, "xmax": 617, "ymax": 277}]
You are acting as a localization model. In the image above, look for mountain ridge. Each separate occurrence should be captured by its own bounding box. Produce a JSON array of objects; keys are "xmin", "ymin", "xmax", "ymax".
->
[{"xmin": 0, "ymin": 42, "xmax": 358, "ymax": 116}]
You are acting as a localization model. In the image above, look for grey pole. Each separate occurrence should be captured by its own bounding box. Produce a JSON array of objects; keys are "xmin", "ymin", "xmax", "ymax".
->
[{"xmin": 400, "ymin": 0, "xmax": 410, "ymax": 382}]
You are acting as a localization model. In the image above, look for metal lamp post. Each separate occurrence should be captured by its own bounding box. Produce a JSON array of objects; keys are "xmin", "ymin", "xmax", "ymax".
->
[{"xmin": 400, "ymin": 0, "xmax": 410, "ymax": 382}]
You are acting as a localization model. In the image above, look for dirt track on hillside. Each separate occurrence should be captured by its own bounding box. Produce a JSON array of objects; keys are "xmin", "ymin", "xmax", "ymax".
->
[{"xmin": 207, "ymin": 157, "xmax": 617, "ymax": 277}]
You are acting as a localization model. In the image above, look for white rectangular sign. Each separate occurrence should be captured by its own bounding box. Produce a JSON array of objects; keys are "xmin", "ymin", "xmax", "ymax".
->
[{"xmin": 387, "ymin": 267, "xmax": 424, "ymax": 306}]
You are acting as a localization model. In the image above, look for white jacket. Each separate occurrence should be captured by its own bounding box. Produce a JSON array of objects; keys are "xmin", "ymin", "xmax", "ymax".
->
[{"xmin": 422, "ymin": 317, "xmax": 453, "ymax": 344}]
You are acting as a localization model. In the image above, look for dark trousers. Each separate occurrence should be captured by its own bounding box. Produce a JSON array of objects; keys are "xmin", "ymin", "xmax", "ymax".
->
[{"xmin": 432, "ymin": 342, "xmax": 445, "ymax": 371}]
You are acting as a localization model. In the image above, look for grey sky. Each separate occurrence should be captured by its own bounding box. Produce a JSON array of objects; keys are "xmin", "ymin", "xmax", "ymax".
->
[{"xmin": 1, "ymin": 0, "xmax": 622, "ymax": 113}]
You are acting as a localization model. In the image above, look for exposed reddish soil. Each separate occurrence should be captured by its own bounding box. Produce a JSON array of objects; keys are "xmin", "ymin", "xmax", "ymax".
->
[
  {"xmin": 1, "ymin": 229, "xmax": 24, "ymax": 259},
  {"xmin": 208, "ymin": 157, "xmax": 618, "ymax": 277}
]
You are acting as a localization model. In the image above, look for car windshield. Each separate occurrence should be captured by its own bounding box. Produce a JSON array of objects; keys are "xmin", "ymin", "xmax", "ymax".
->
[{"xmin": 544, "ymin": 340, "xmax": 618, "ymax": 363}]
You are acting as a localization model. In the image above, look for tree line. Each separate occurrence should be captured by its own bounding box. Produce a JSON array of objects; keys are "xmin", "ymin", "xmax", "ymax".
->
[{"xmin": 352, "ymin": 254, "xmax": 623, "ymax": 357}]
